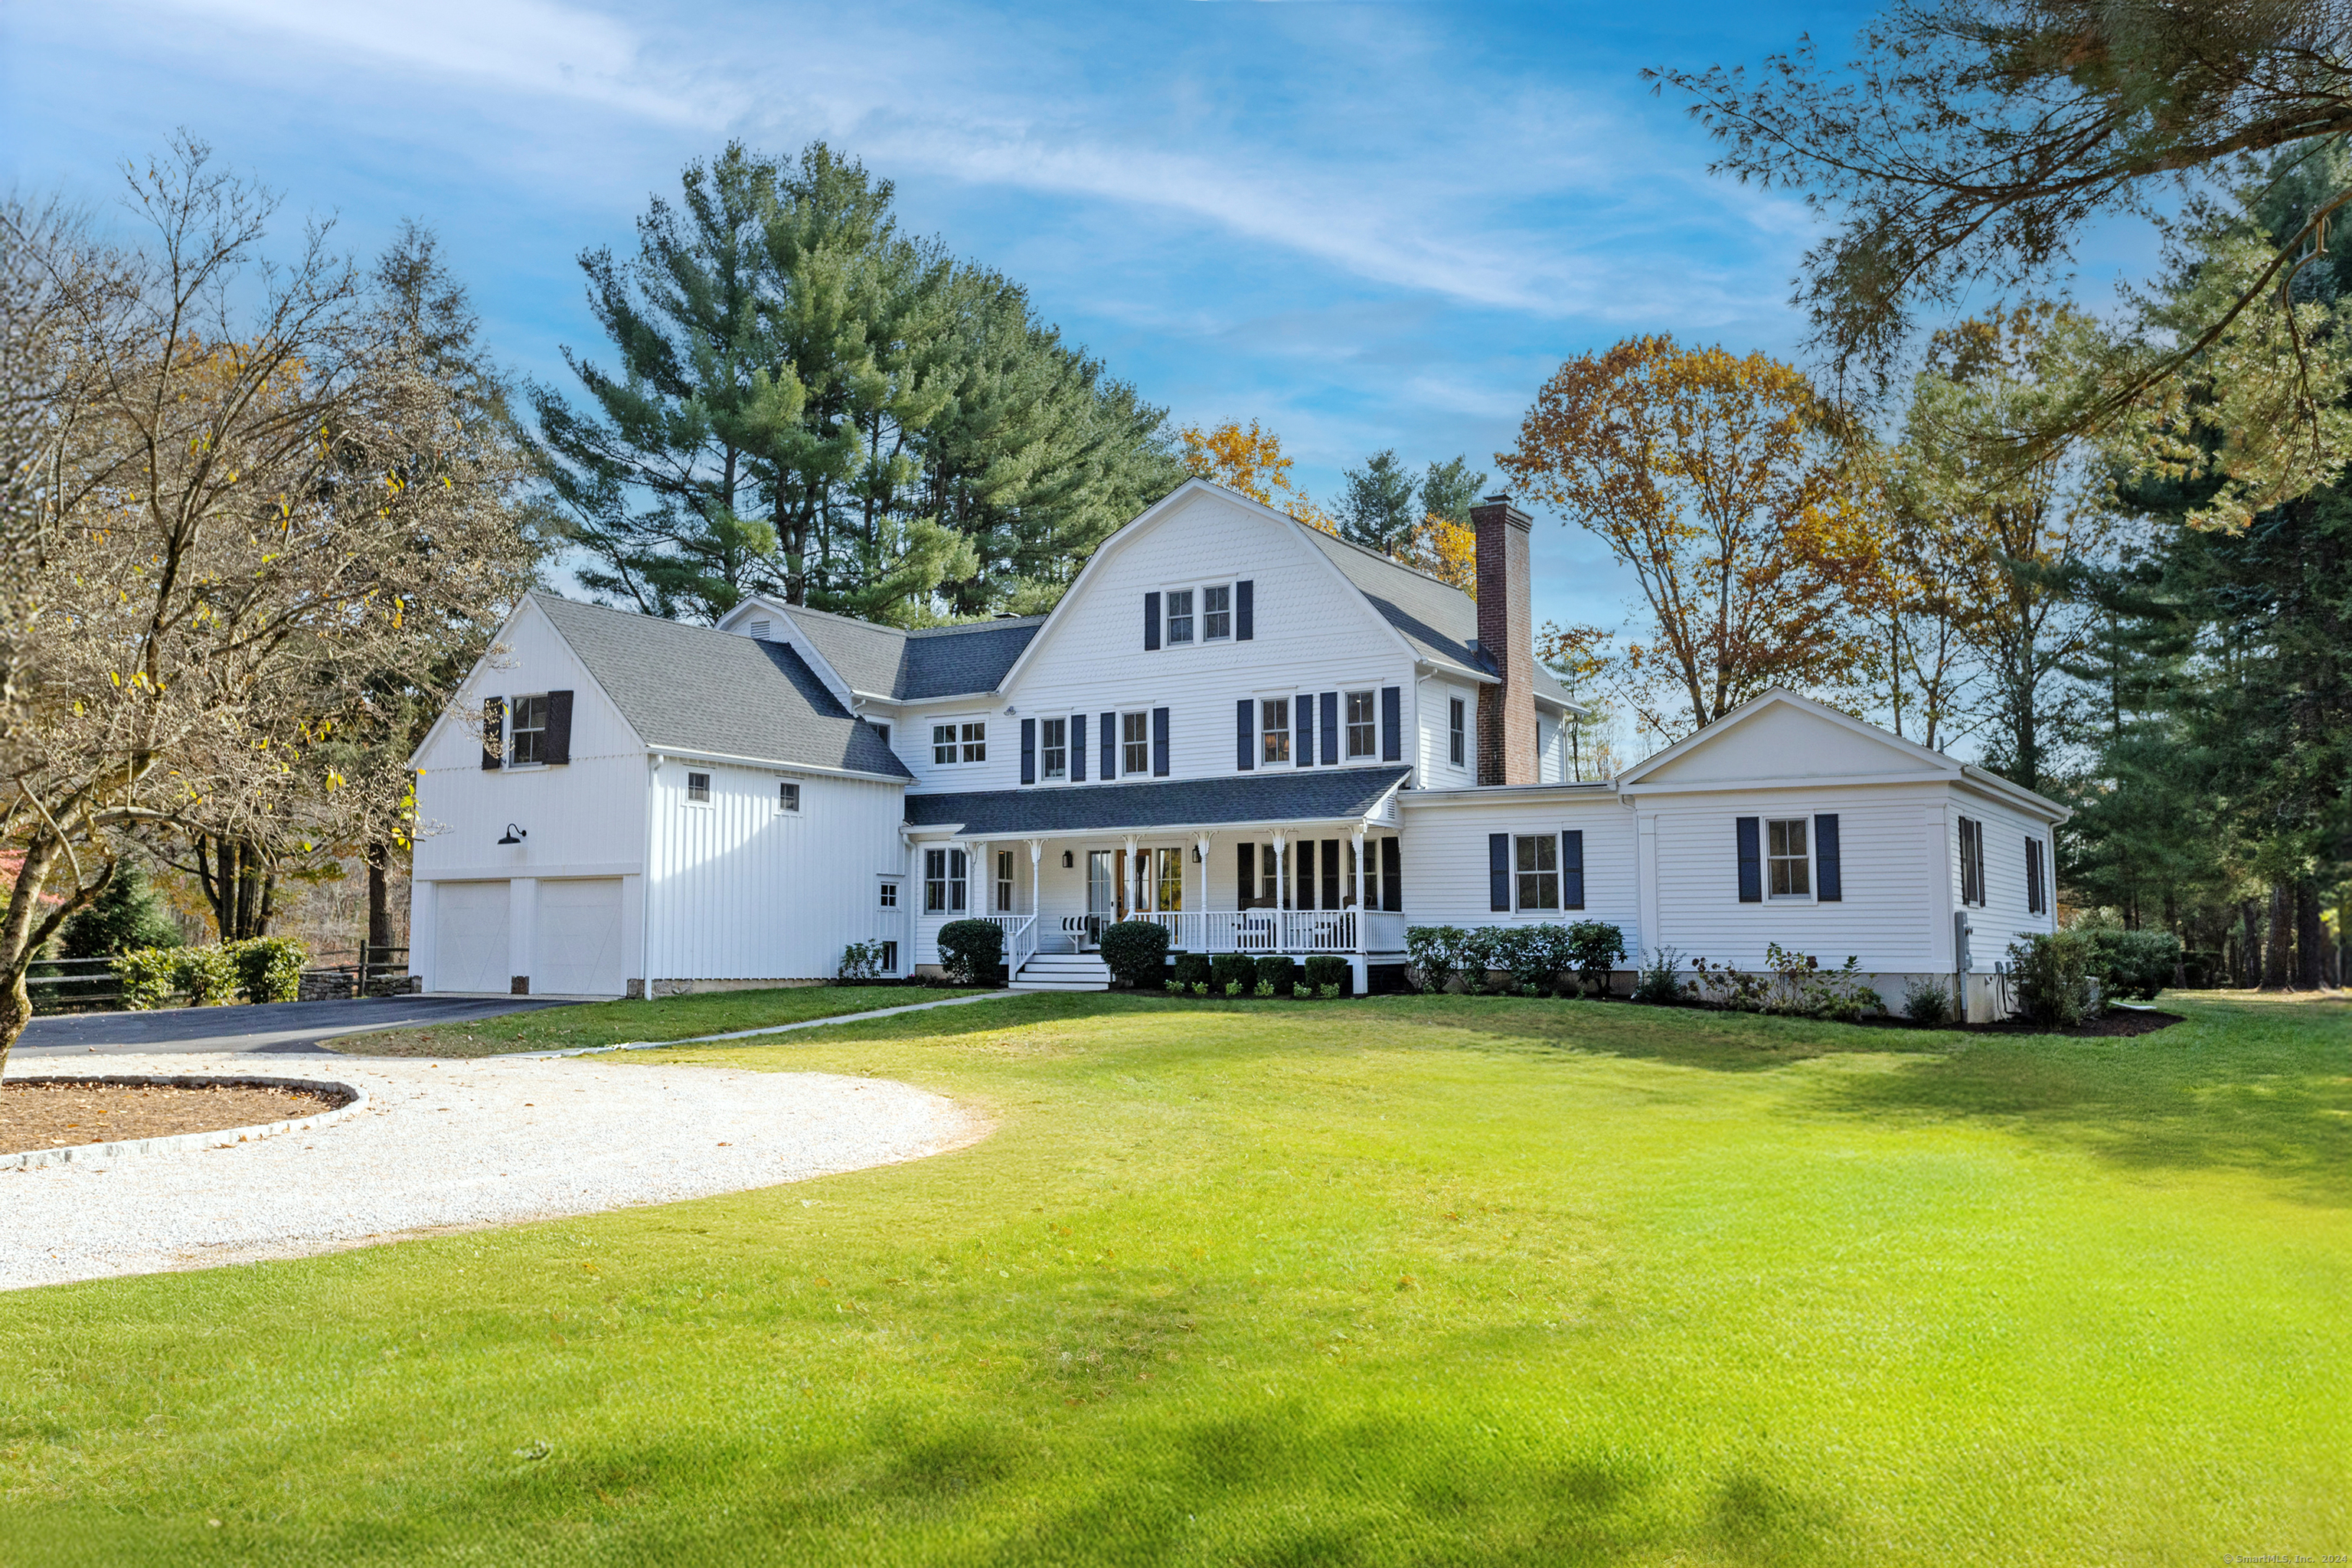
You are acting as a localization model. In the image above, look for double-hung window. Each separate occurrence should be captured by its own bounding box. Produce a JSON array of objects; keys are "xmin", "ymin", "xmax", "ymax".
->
[
  {"xmin": 932, "ymin": 724, "xmax": 957, "ymax": 766},
  {"xmin": 1203, "ymin": 584, "xmax": 1232, "ymax": 641},
  {"xmin": 1449, "ymin": 697, "xmax": 1465, "ymax": 766},
  {"xmin": 996, "ymin": 850, "xmax": 1014, "ymax": 913},
  {"xmin": 508, "ymin": 694, "xmax": 548, "ymax": 766},
  {"xmin": 1345, "ymin": 691, "xmax": 1376, "ymax": 758},
  {"xmin": 924, "ymin": 848, "xmax": 967, "ymax": 913},
  {"xmin": 1958, "ymin": 816, "xmax": 1985, "ymax": 906},
  {"xmin": 960, "ymin": 722, "xmax": 986, "ymax": 763},
  {"xmin": 1165, "ymin": 590, "xmax": 1194, "ymax": 645},
  {"xmin": 1515, "ymin": 835, "xmax": 1560, "ymax": 910},
  {"xmin": 1260, "ymin": 698, "xmax": 1290, "ymax": 765},
  {"xmin": 1040, "ymin": 717, "xmax": 1067, "ymax": 780},
  {"xmin": 1122, "ymin": 711, "xmax": 1150, "ymax": 776},
  {"xmin": 1767, "ymin": 818, "xmax": 1810, "ymax": 897}
]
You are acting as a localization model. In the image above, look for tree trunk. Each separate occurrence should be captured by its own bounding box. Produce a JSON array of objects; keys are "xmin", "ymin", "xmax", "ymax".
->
[
  {"xmin": 365, "ymin": 842, "xmax": 394, "ymax": 950},
  {"xmin": 2239, "ymin": 900, "xmax": 2262, "ymax": 987},
  {"xmin": 0, "ymin": 971, "xmax": 28, "ymax": 1067},
  {"xmin": 2295, "ymin": 880, "xmax": 2326, "ymax": 991},
  {"xmin": 2262, "ymin": 884, "xmax": 2293, "ymax": 989}
]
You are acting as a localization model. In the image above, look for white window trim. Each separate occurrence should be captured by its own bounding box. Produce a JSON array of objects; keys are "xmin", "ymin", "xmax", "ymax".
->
[
  {"xmin": 1120, "ymin": 709, "xmax": 1151, "ymax": 777},
  {"xmin": 1040, "ymin": 715, "xmax": 1069, "ymax": 782},
  {"xmin": 1199, "ymin": 580, "xmax": 1235, "ymax": 642},
  {"xmin": 1161, "ymin": 585, "xmax": 1197, "ymax": 648},
  {"xmin": 1256, "ymin": 693, "xmax": 1292, "ymax": 767},
  {"xmin": 776, "ymin": 779, "xmax": 802, "ymax": 814},
  {"xmin": 507, "ymin": 691, "xmax": 551, "ymax": 769},
  {"xmin": 1766, "ymin": 816, "xmax": 1812, "ymax": 900},
  {"xmin": 929, "ymin": 717, "xmax": 988, "ymax": 767},
  {"xmin": 683, "ymin": 769, "xmax": 714, "ymax": 808},
  {"xmin": 1514, "ymin": 833, "xmax": 1561, "ymax": 913},
  {"xmin": 1344, "ymin": 688, "xmax": 1378, "ymax": 760}
]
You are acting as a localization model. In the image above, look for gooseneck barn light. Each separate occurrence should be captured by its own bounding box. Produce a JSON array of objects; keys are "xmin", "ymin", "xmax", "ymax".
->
[{"xmin": 497, "ymin": 823, "xmax": 528, "ymax": 845}]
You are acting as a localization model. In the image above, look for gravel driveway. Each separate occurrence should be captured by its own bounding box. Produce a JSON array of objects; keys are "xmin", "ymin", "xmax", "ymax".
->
[{"xmin": 0, "ymin": 1051, "xmax": 983, "ymax": 1291}]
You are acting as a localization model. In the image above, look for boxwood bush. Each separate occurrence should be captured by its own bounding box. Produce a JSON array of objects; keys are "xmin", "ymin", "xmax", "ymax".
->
[
  {"xmin": 1253, "ymin": 954, "xmax": 1298, "ymax": 998},
  {"xmin": 1302, "ymin": 955, "xmax": 1350, "ymax": 996},
  {"xmin": 1099, "ymin": 920, "xmax": 1170, "ymax": 988},
  {"xmin": 1209, "ymin": 953, "xmax": 1256, "ymax": 996},
  {"xmin": 2085, "ymin": 927, "xmax": 2181, "ymax": 1001},
  {"xmin": 1171, "ymin": 952, "xmax": 1212, "ymax": 991},
  {"xmin": 934, "ymin": 920, "xmax": 1004, "ymax": 986}
]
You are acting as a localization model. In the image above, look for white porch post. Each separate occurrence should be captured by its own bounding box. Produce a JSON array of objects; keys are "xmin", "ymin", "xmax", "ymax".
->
[
  {"xmin": 1350, "ymin": 825, "xmax": 1369, "ymax": 996},
  {"xmin": 1028, "ymin": 838, "xmax": 1043, "ymax": 921},
  {"xmin": 1269, "ymin": 830, "xmax": 1288, "ymax": 950},
  {"xmin": 1122, "ymin": 834, "xmax": 1139, "ymax": 918}
]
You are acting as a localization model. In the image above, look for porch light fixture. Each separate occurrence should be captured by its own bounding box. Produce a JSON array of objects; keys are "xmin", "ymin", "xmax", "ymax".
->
[
  {"xmin": 1192, "ymin": 845, "xmax": 1202, "ymax": 862},
  {"xmin": 498, "ymin": 823, "xmax": 528, "ymax": 845},
  {"xmin": 1061, "ymin": 851, "xmax": 1074, "ymax": 868}
]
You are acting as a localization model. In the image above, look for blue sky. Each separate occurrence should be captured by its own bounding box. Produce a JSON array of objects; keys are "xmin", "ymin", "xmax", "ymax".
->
[{"xmin": 6, "ymin": 0, "xmax": 1892, "ymax": 636}]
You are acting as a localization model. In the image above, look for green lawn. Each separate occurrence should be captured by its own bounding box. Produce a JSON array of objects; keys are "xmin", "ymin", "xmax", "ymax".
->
[
  {"xmin": 5, "ymin": 991, "xmax": 2347, "ymax": 1565},
  {"xmin": 328, "ymin": 983, "xmax": 988, "ymax": 1057}
]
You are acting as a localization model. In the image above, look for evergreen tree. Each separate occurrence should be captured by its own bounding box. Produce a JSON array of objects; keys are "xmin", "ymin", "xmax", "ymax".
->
[
  {"xmin": 1338, "ymin": 449, "xmax": 1419, "ymax": 555},
  {"xmin": 1419, "ymin": 456, "xmax": 1486, "ymax": 525}
]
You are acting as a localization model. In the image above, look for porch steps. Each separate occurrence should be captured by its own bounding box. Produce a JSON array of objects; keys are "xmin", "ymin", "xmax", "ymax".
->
[{"xmin": 1011, "ymin": 953, "xmax": 1112, "ymax": 992}]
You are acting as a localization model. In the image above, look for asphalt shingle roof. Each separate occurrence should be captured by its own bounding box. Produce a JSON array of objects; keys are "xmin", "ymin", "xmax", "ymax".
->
[
  {"xmin": 776, "ymin": 605, "xmax": 1044, "ymax": 701},
  {"xmin": 903, "ymin": 766, "xmax": 1411, "ymax": 836},
  {"xmin": 1297, "ymin": 529, "xmax": 1573, "ymax": 707},
  {"xmin": 534, "ymin": 593, "xmax": 911, "ymax": 779}
]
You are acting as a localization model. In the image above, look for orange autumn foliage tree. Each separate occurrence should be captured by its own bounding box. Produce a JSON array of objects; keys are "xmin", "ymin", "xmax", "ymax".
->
[
  {"xmin": 1176, "ymin": 420, "xmax": 1340, "ymax": 535},
  {"xmin": 1501, "ymin": 336, "xmax": 1870, "ymax": 737}
]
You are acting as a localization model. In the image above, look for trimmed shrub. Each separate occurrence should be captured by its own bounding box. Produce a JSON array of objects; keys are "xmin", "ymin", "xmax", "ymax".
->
[
  {"xmin": 838, "ymin": 940, "xmax": 885, "ymax": 981},
  {"xmin": 172, "ymin": 946, "xmax": 241, "ymax": 1007},
  {"xmin": 227, "ymin": 936, "xmax": 307, "ymax": 1004},
  {"xmin": 1902, "ymin": 976, "xmax": 1952, "ymax": 1025},
  {"xmin": 1458, "ymin": 927, "xmax": 1504, "ymax": 993},
  {"xmin": 1099, "ymin": 920, "xmax": 1171, "ymax": 988},
  {"xmin": 935, "ymin": 920, "xmax": 1004, "ymax": 986},
  {"xmin": 1302, "ymin": 955, "xmax": 1350, "ymax": 996},
  {"xmin": 1403, "ymin": 926, "xmax": 1470, "ymax": 994},
  {"xmin": 113, "ymin": 946, "xmax": 183, "ymax": 1011},
  {"xmin": 1209, "ymin": 953, "xmax": 1256, "ymax": 996},
  {"xmin": 1564, "ymin": 921, "xmax": 1628, "ymax": 997},
  {"xmin": 1254, "ymin": 954, "xmax": 1298, "ymax": 998},
  {"xmin": 1172, "ymin": 952, "xmax": 1213, "ymax": 991},
  {"xmin": 2085, "ymin": 927, "xmax": 2181, "ymax": 1001},
  {"xmin": 2008, "ymin": 932, "xmax": 2096, "ymax": 1027},
  {"xmin": 1632, "ymin": 946, "xmax": 1687, "ymax": 1006}
]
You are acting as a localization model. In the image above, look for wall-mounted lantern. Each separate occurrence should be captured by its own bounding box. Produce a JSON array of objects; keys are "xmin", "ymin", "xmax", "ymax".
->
[{"xmin": 1061, "ymin": 850, "xmax": 1074, "ymax": 868}]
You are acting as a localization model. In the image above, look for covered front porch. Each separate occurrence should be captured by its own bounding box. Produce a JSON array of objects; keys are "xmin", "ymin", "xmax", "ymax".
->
[{"xmin": 905, "ymin": 769, "xmax": 1411, "ymax": 989}]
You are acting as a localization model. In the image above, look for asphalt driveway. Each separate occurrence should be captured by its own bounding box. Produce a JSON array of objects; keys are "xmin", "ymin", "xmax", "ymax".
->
[{"xmin": 13, "ymin": 997, "xmax": 568, "ymax": 1060}]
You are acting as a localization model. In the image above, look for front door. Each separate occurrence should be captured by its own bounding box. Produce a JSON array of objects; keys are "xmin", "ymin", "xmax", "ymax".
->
[{"xmin": 1086, "ymin": 851, "xmax": 1115, "ymax": 943}]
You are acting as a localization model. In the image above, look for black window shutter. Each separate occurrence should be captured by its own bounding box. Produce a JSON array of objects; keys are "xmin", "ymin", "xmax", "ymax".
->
[
  {"xmin": 1320, "ymin": 691, "xmax": 1338, "ymax": 766},
  {"xmin": 544, "ymin": 690, "xmax": 573, "ymax": 766},
  {"xmin": 1295, "ymin": 696, "xmax": 1313, "ymax": 768},
  {"xmin": 1237, "ymin": 842, "xmax": 1256, "ymax": 906},
  {"xmin": 2027, "ymin": 838, "xmax": 2043, "ymax": 913},
  {"xmin": 1236, "ymin": 699, "xmax": 1254, "ymax": 771},
  {"xmin": 1071, "ymin": 713, "xmax": 1086, "ymax": 781},
  {"xmin": 1736, "ymin": 816, "xmax": 1762, "ymax": 902},
  {"xmin": 1815, "ymin": 814, "xmax": 1841, "ymax": 901},
  {"xmin": 1381, "ymin": 837, "xmax": 1401, "ymax": 912},
  {"xmin": 1021, "ymin": 718, "xmax": 1037, "ymax": 785},
  {"xmin": 1144, "ymin": 592, "xmax": 1161, "ymax": 652},
  {"xmin": 480, "ymin": 696, "xmax": 504, "ymax": 769},
  {"xmin": 1236, "ymin": 580, "xmax": 1253, "ymax": 640},
  {"xmin": 1488, "ymin": 833, "xmax": 1511, "ymax": 911},
  {"xmin": 1152, "ymin": 707, "xmax": 1170, "ymax": 776},
  {"xmin": 1561, "ymin": 829, "xmax": 1585, "ymax": 910},
  {"xmin": 1381, "ymin": 686, "xmax": 1402, "ymax": 761},
  {"xmin": 1100, "ymin": 711, "xmax": 1117, "ymax": 780},
  {"xmin": 1321, "ymin": 838, "xmax": 1340, "ymax": 910}
]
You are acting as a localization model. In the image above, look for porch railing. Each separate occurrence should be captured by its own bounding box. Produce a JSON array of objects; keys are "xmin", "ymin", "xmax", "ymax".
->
[
  {"xmin": 1137, "ymin": 909, "xmax": 1405, "ymax": 956},
  {"xmin": 1006, "ymin": 915, "xmax": 1037, "ymax": 979}
]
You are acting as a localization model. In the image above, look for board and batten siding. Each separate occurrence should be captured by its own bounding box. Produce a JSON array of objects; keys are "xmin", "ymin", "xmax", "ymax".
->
[
  {"xmin": 1642, "ymin": 786, "xmax": 1942, "ymax": 974},
  {"xmin": 644, "ymin": 760, "xmax": 909, "ymax": 983},
  {"xmin": 1398, "ymin": 794, "xmax": 1638, "ymax": 949},
  {"xmin": 410, "ymin": 598, "xmax": 650, "ymax": 994}
]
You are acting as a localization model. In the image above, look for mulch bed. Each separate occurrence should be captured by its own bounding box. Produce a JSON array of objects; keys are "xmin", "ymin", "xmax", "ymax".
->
[{"xmin": 0, "ymin": 1080, "xmax": 349, "ymax": 1155}]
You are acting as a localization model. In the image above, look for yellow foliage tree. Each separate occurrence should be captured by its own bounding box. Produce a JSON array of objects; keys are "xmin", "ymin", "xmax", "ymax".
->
[{"xmin": 1176, "ymin": 420, "xmax": 1339, "ymax": 535}]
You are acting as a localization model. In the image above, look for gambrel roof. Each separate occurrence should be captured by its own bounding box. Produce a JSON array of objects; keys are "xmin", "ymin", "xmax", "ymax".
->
[
  {"xmin": 767, "ymin": 604, "xmax": 1045, "ymax": 702},
  {"xmin": 534, "ymin": 594, "xmax": 911, "ymax": 779}
]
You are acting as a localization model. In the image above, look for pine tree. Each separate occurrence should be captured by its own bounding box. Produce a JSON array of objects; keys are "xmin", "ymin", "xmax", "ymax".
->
[{"xmin": 1338, "ymin": 449, "xmax": 1418, "ymax": 555}]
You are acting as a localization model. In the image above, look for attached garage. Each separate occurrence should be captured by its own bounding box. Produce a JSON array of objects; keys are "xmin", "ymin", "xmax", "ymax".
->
[
  {"xmin": 434, "ymin": 881, "xmax": 511, "ymax": 994},
  {"xmin": 534, "ymin": 877, "xmax": 626, "ymax": 997}
]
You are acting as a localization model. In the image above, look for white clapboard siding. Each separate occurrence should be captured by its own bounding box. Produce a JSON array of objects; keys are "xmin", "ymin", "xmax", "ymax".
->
[
  {"xmin": 1948, "ymin": 786, "xmax": 2060, "ymax": 967},
  {"xmin": 645, "ymin": 762, "xmax": 907, "ymax": 982},
  {"xmin": 1645, "ymin": 788, "xmax": 1942, "ymax": 972},
  {"xmin": 1399, "ymin": 794, "xmax": 1639, "ymax": 949},
  {"xmin": 1415, "ymin": 676, "xmax": 1481, "ymax": 790}
]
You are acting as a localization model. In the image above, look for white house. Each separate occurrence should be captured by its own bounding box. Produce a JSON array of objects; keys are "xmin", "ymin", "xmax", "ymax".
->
[{"xmin": 407, "ymin": 479, "xmax": 2065, "ymax": 1019}]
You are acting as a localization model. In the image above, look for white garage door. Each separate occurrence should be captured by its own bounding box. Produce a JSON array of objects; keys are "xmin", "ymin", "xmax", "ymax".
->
[
  {"xmin": 534, "ymin": 878, "xmax": 625, "ymax": 997},
  {"xmin": 434, "ymin": 881, "xmax": 510, "ymax": 994}
]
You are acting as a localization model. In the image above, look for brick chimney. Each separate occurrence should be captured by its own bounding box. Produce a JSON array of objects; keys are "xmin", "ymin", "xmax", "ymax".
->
[{"xmin": 1471, "ymin": 494, "xmax": 1536, "ymax": 786}]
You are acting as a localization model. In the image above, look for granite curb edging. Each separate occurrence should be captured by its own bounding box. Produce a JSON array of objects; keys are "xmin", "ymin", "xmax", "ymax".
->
[{"xmin": 0, "ymin": 1074, "xmax": 371, "ymax": 1171}]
